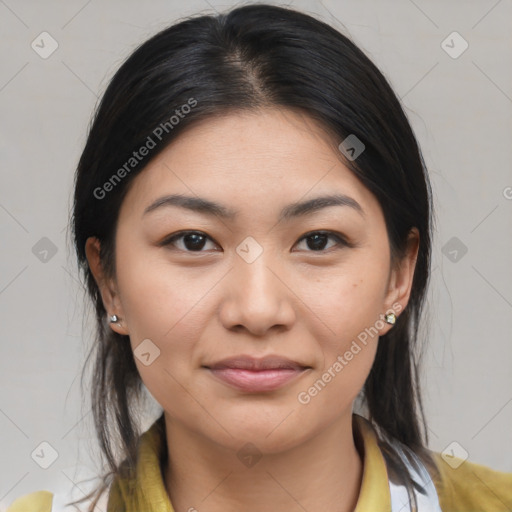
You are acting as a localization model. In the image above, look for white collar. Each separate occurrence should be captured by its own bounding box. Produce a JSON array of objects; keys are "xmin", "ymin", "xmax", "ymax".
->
[{"xmin": 385, "ymin": 439, "xmax": 442, "ymax": 512}]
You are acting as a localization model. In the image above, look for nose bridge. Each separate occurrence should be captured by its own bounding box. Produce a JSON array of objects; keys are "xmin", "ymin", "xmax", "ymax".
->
[
  {"xmin": 219, "ymin": 235, "xmax": 295, "ymax": 333},
  {"xmin": 234, "ymin": 235, "xmax": 282, "ymax": 301}
]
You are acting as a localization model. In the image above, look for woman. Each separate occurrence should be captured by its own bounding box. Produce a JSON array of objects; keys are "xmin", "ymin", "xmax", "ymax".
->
[{"xmin": 7, "ymin": 4, "xmax": 512, "ymax": 512}]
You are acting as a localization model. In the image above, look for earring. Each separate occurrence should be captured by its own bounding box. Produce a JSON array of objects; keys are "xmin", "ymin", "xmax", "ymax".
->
[
  {"xmin": 109, "ymin": 314, "xmax": 120, "ymax": 323},
  {"xmin": 384, "ymin": 312, "xmax": 396, "ymax": 325}
]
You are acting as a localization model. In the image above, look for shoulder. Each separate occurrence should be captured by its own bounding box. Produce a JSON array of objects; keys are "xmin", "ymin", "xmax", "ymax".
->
[
  {"xmin": 430, "ymin": 451, "xmax": 512, "ymax": 511},
  {"xmin": 6, "ymin": 490, "xmax": 53, "ymax": 512}
]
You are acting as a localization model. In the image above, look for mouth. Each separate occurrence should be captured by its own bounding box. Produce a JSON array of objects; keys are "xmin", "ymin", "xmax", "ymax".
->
[
  {"xmin": 202, "ymin": 355, "xmax": 312, "ymax": 393},
  {"xmin": 204, "ymin": 367, "xmax": 310, "ymax": 392},
  {"xmin": 203, "ymin": 355, "xmax": 311, "ymax": 372}
]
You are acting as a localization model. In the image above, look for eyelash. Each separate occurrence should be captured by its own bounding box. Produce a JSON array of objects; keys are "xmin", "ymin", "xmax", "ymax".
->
[{"xmin": 160, "ymin": 230, "xmax": 351, "ymax": 254}]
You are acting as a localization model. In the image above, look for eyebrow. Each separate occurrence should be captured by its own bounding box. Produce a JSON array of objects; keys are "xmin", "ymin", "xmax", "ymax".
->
[{"xmin": 142, "ymin": 193, "xmax": 365, "ymax": 221}]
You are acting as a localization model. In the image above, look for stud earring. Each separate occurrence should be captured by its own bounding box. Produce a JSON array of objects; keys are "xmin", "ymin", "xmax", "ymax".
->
[
  {"xmin": 109, "ymin": 314, "xmax": 120, "ymax": 323},
  {"xmin": 384, "ymin": 312, "xmax": 396, "ymax": 325}
]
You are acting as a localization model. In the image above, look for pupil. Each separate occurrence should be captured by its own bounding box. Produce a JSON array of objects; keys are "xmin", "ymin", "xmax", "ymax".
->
[
  {"xmin": 308, "ymin": 234, "xmax": 327, "ymax": 250},
  {"xmin": 185, "ymin": 233, "xmax": 206, "ymax": 251}
]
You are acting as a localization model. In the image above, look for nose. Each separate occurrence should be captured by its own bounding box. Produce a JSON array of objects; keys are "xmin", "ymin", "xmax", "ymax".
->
[{"xmin": 218, "ymin": 248, "xmax": 296, "ymax": 337}]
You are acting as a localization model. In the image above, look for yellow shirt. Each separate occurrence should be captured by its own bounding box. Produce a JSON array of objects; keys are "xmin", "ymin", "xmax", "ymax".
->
[{"xmin": 7, "ymin": 414, "xmax": 512, "ymax": 511}]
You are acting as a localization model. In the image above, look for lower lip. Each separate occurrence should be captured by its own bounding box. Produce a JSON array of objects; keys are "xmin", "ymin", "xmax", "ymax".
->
[{"xmin": 206, "ymin": 367, "xmax": 308, "ymax": 392}]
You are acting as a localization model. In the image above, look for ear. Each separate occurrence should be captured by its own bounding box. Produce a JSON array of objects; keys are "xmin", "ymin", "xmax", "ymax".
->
[
  {"xmin": 85, "ymin": 237, "xmax": 129, "ymax": 336},
  {"xmin": 379, "ymin": 228, "xmax": 420, "ymax": 335}
]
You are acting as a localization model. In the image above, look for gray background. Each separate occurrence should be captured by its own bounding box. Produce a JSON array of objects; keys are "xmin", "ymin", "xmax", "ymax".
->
[{"xmin": 1, "ymin": 0, "xmax": 511, "ymax": 509}]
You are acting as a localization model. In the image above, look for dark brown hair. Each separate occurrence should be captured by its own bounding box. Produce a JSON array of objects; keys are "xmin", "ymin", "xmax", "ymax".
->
[{"xmin": 70, "ymin": 4, "xmax": 439, "ymax": 510}]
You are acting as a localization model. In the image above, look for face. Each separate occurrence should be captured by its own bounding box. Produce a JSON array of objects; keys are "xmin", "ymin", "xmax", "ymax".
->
[{"xmin": 87, "ymin": 108, "xmax": 417, "ymax": 454}]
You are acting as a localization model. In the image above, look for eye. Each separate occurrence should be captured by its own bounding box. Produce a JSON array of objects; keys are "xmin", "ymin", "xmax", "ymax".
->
[
  {"xmin": 294, "ymin": 231, "xmax": 348, "ymax": 252},
  {"xmin": 160, "ymin": 231, "xmax": 219, "ymax": 252},
  {"xmin": 160, "ymin": 230, "xmax": 349, "ymax": 253}
]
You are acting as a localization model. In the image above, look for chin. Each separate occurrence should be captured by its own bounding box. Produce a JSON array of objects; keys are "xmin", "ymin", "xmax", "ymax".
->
[{"xmin": 220, "ymin": 416, "xmax": 313, "ymax": 454}]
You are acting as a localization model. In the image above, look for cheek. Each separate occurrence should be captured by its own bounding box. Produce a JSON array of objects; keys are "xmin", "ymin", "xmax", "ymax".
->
[
  {"xmin": 114, "ymin": 249, "xmax": 212, "ymax": 414},
  {"xmin": 115, "ymin": 243, "xmax": 213, "ymax": 340},
  {"xmin": 296, "ymin": 273, "xmax": 383, "ymax": 411},
  {"xmin": 299, "ymin": 258, "xmax": 389, "ymax": 340},
  {"xmin": 294, "ymin": 254, "xmax": 388, "ymax": 400},
  {"xmin": 113, "ymin": 250, "xmax": 216, "ymax": 406}
]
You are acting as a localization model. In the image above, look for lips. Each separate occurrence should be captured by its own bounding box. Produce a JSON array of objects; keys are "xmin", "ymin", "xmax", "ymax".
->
[
  {"xmin": 203, "ymin": 355, "xmax": 311, "ymax": 393},
  {"xmin": 204, "ymin": 355, "xmax": 310, "ymax": 371}
]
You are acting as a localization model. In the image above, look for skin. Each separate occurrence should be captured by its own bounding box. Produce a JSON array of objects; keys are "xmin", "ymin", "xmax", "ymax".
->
[{"xmin": 86, "ymin": 108, "xmax": 419, "ymax": 512}]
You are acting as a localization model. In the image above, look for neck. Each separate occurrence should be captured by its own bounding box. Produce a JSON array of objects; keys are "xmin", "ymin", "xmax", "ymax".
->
[{"xmin": 163, "ymin": 412, "xmax": 364, "ymax": 512}]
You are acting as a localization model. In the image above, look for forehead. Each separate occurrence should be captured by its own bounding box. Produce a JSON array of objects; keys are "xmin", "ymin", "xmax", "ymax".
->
[{"xmin": 118, "ymin": 108, "xmax": 380, "ymax": 221}]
